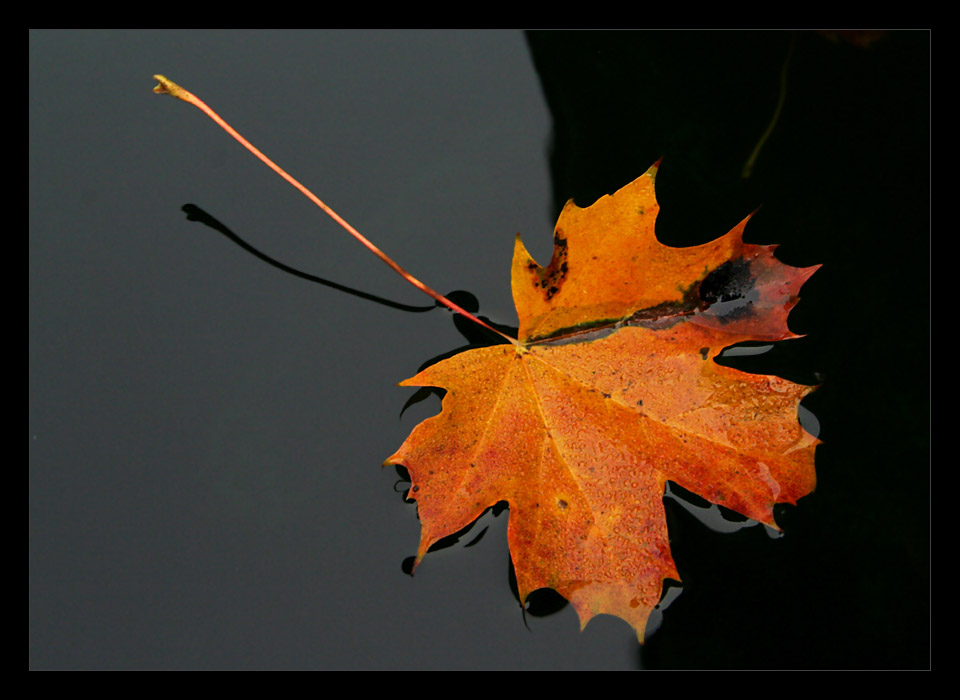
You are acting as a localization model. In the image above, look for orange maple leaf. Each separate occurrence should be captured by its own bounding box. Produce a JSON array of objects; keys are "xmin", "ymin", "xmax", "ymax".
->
[
  {"xmin": 386, "ymin": 162, "xmax": 819, "ymax": 641},
  {"xmin": 149, "ymin": 78, "xmax": 818, "ymax": 644}
]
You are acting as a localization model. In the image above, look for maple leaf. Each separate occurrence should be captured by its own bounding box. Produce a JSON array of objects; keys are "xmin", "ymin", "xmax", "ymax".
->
[
  {"xmin": 149, "ymin": 77, "xmax": 818, "ymax": 644},
  {"xmin": 385, "ymin": 162, "xmax": 819, "ymax": 642}
]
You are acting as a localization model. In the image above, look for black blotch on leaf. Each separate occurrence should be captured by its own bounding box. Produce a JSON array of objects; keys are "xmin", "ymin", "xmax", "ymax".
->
[
  {"xmin": 531, "ymin": 229, "xmax": 570, "ymax": 300},
  {"xmin": 698, "ymin": 258, "xmax": 758, "ymax": 323},
  {"xmin": 699, "ymin": 259, "xmax": 753, "ymax": 305}
]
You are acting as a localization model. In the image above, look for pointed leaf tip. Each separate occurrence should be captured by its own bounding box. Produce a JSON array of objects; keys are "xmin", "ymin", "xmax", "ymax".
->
[{"xmin": 646, "ymin": 158, "xmax": 662, "ymax": 182}]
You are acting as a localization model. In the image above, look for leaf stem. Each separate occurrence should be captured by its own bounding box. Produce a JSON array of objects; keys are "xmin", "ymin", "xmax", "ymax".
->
[
  {"xmin": 741, "ymin": 35, "xmax": 795, "ymax": 180},
  {"xmin": 153, "ymin": 75, "xmax": 519, "ymax": 347}
]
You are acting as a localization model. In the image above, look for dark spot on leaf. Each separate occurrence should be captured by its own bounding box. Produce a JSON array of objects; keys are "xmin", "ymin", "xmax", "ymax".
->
[
  {"xmin": 700, "ymin": 258, "xmax": 753, "ymax": 304},
  {"xmin": 529, "ymin": 229, "xmax": 570, "ymax": 300},
  {"xmin": 698, "ymin": 258, "xmax": 760, "ymax": 323}
]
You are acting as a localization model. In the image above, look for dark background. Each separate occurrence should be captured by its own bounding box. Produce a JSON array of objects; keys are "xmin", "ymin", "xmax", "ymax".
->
[{"xmin": 30, "ymin": 30, "xmax": 929, "ymax": 669}]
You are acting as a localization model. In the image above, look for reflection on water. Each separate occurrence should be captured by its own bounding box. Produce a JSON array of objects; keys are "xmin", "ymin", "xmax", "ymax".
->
[
  {"xmin": 798, "ymin": 405, "xmax": 820, "ymax": 439},
  {"xmin": 663, "ymin": 482, "xmax": 782, "ymax": 538}
]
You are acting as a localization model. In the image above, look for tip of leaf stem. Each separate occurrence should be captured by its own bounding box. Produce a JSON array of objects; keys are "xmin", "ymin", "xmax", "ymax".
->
[{"xmin": 152, "ymin": 75, "xmax": 191, "ymax": 102}]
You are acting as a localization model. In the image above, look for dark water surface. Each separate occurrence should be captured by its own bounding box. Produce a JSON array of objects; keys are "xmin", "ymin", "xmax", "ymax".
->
[{"xmin": 30, "ymin": 30, "xmax": 929, "ymax": 669}]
